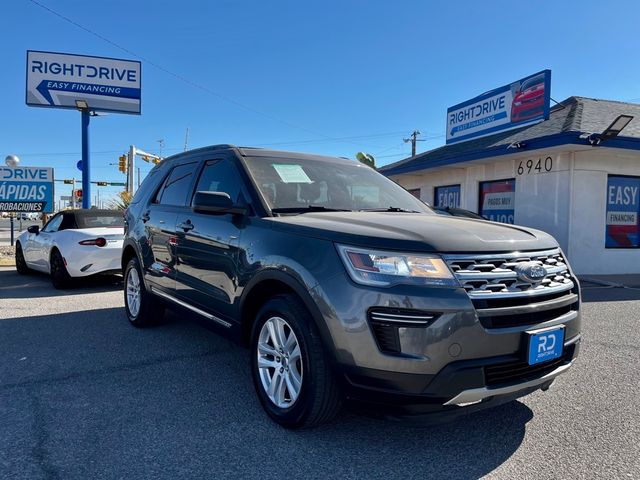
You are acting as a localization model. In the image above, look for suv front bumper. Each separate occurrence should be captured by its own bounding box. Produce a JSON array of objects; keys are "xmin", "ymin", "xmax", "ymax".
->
[
  {"xmin": 312, "ymin": 261, "xmax": 581, "ymax": 414},
  {"xmin": 340, "ymin": 336, "xmax": 580, "ymax": 415}
]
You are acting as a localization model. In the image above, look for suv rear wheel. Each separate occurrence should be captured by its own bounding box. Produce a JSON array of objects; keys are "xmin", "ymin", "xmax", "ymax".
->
[
  {"xmin": 124, "ymin": 257, "xmax": 164, "ymax": 327},
  {"xmin": 250, "ymin": 294, "xmax": 342, "ymax": 429}
]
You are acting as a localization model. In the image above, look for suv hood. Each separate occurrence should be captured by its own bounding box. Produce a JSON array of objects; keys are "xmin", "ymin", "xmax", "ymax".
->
[{"xmin": 267, "ymin": 212, "xmax": 558, "ymax": 253}]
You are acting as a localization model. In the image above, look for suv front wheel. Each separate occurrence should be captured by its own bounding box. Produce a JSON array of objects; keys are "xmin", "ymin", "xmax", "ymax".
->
[{"xmin": 250, "ymin": 294, "xmax": 342, "ymax": 429}]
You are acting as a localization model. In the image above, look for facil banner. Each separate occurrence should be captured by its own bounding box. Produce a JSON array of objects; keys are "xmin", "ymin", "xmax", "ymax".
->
[
  {"xmin": 434, "ymin": 185, "xmax": 461, "ymax": 208},
  {"xmin": 446, "ymin": 70, "xmax": 551, "ymax": 145}
]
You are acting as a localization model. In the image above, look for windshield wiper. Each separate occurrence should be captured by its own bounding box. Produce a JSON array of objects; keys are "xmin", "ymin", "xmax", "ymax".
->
[
  {"xmin": 359, "ymin": 207, "xmax": 421, "ymax": 213},
  {"xmin": 271, "ymin": 205, "xmax": 353, "ymax": 214}
]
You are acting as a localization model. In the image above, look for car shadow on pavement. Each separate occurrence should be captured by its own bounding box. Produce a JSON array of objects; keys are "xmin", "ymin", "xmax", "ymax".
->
[
  {"xmin": 0, "ymin": 268, "xmax": 122, "ymax": 298},
  {"xmin": 0, "ymin": 305, "xmax": 531, "ymax": 480}
]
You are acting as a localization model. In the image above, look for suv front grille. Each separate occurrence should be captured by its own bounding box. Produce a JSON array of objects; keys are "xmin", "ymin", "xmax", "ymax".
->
[
  {"xmin": 445, "ymin": 249, "xmax": 573, "ymax": 299},
  {"xmin": 444, "ymin": 249, "xmax": 578, "ymax": 329}
]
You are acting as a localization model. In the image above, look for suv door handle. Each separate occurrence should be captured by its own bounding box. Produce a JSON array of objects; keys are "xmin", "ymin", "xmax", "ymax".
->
[
  {"xmin": 141, "ymin": 211, "xmax": 150, "ymax": 223},
  {"xmin": 179, "ymin": 221, "xmax": 194, "ymax": 232}
]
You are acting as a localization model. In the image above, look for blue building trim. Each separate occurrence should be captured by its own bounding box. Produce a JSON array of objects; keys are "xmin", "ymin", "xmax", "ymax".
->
[{"xmin": 381, "ymin": 132, "xmax": 640, "ymax": 177}]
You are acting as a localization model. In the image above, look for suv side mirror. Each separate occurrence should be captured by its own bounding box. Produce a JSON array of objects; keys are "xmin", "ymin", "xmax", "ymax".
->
[
  {"xmin": 27, "ymin": 225, "xmax": 40, "ymax": 234},
  {"xmin": 192, "ymin": 191, "xmax": 248, "ymax": 216}
]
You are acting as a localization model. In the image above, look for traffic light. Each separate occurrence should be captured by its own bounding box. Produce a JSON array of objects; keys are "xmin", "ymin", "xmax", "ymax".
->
[
  {"xmin": 75, "ymin": 189, "xmax": 83, "ymax": 199},
  {"xmin": 63, "ymin": 179, "xmax": 74, "ymax": 184},
  {"xmin": 96, "ymin": 181, "xmax": 108, "ymax": 186},
  {"xmin": 118, "ymin": 154, "xmax": 127, "ymax": 173}
]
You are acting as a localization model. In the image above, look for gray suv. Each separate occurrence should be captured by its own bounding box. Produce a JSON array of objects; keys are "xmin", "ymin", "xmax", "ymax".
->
[{"xmin": 121, "ymin": 145, "xmax": 581, "ymax": 428}]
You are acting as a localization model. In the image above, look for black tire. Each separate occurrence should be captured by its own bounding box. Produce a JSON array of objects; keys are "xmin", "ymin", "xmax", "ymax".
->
[
  {"xmin": 50, "ymin": 249, "xmax": 72, "ymax": 289},
  {"xmin": 124, "ymin": 257, "xmax": 164, "ymax": 327},
  {"xmin": 250, "ymin": 294, "xmax": 342, "ymax": 429},
  {"xmin": 15, "ymin": 242, "xmax": 30, "ymax": 275}
]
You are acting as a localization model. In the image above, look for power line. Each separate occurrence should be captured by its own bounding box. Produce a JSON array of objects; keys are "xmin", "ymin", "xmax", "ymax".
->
[
  {"xmin": 14, "ymin": 131, "xmax": 409, "ymax": 158},
  {"xmin": 25, "ymin": 0, "xmax": 374, "ymax": 149}
]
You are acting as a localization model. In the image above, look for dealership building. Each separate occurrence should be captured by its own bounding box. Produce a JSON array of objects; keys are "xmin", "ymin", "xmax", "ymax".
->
[{"xmin": 380, "ymin": 95, "xmax": 640, "ymax": 275}]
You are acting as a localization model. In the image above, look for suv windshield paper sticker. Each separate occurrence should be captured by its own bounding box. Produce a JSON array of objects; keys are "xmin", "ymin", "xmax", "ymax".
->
[
  {"xmin": 272, "ymin": 164, "xmax": 312, "ymax": 183},
  {"xmin": 0, "ymin": 166, "xmax": 54, "ymax": 213},
  {"xmin": 434, "ymin": 185, "xmax": 461, "ymax": 208},
  {"xmin": 606, "ymin": 175, "xmax": 640, "ymax": 248},
  {"xmin": 446, "ymin": 70, "xmax": 551, "ymax": 145},
  {"xmin": 479, "ymin": 179, "xmax": 515, "ymax": 224}
]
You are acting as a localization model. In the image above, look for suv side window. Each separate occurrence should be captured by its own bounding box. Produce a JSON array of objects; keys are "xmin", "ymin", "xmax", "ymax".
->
[
  {"xmin": 130, "ymin": 169, "xmax": 159, "ymax": 205},
  {"xmin": 155, "ymin": 162, "xmax": 197, "ymax": 206},
  {"xmin": 42, "ymin": 214, "xmax": 63, "ymax": 233},
  {"xmin": 192, "ymin": 159, "xmax": 246, "ymax": 204}
]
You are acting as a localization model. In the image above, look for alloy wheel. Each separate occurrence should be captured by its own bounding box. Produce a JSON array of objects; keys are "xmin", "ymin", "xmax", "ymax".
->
[
  {"xmin": 257, "ymin": 316, "xmax": 303, "ymax": 408},
  {"xmin": 126, "ymin": 267, "xmax": 141, "ymax": 318}
]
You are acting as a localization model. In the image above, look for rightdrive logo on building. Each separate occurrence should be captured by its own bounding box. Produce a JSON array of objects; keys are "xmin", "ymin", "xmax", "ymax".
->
[{"xmin": 446, "ymin": 70, "xmax": 551, "ymax": 145}]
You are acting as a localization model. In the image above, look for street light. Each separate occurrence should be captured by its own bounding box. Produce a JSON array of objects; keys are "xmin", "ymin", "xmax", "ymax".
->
[
  {"xmin": 580, "ymin": 114, "xmax": 634, "ymax": 146},
  {"xmin": 75, "ymin": 99, "xmax": 89, "ymax": 110},
  {"xmin": 601, "ymin": 114, "xmax": 634, "ymax": 139},
  {"xmin": 5, "ymin": 154, "xmax": 20, "ymax": 167}
]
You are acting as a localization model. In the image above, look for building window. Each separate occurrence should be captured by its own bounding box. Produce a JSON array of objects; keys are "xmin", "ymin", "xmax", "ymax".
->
[
  {"xmin": 434, "ymin": 185, "xmax": 461, "ymax": 208},
  {"xmin": 479, "ymin": 178, "xmax": 515, "ymax": 224},
  {"xmin": 606, "ymin": 175, "xmax": 640, "ymax": 248},
  {"xmin": 407, "ymin": 188, "xmax": 421, "ymax": 199}
]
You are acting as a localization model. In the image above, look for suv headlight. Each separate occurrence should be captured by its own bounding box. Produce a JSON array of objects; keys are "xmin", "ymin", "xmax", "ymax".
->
[{"xmin": 336, "ymin": 245, "xmax": 458, "ymax": 287}]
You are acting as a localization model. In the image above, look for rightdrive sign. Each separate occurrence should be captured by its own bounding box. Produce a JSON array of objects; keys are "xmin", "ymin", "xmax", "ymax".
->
[
  {"xmin": 446, "ymin": 70, "xmax": 551, "ymax": 145},
  {"xmin": 0, "ymin": 166, "xmax": 55, "ymax": 213},
  {"xmin": 26, "ymin": 50, "xmax": 141, "ymax": 114}
]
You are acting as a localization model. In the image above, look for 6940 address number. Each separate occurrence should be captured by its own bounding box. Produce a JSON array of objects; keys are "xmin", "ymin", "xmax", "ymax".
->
[{"xmin": 517, "ymin": 156, "xmax": 553, "ymax": 175}]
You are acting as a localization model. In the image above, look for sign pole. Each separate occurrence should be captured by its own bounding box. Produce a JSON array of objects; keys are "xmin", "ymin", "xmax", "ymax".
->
[
  {"xmin": 10, "ymin": 215, "xmax": 14, "ymax": 246},
  {"xmin": 81, "ymin": 109, "xmax": 91, "ymax": 209}
]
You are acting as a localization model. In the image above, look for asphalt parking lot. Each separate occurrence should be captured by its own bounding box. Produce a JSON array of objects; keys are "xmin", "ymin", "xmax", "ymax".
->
[{"xmin": 1, "ymin": 267, "xmax": 639, "ymax": 480}]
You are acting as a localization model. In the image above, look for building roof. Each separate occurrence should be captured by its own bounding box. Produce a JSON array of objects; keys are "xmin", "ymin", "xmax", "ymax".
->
[{"xmin": 380, "ymin": 96, "xmax": 640, "ymax": 176}]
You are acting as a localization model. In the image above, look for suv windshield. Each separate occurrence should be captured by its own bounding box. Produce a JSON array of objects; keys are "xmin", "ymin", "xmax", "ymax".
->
[{"xmin": 244, "ymin": 156, "xmax": 431, "ymax": 214}]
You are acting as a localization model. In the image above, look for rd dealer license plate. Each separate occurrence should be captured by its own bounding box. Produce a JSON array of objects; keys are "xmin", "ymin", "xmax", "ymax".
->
[{"xmin": 527, "ymin": 326, "xmax": 565, "ymax": 365}]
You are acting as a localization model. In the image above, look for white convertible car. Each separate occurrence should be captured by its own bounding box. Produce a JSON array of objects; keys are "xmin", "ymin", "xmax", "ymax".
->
[{"xmin": 15, "ymin": 209, "xmax": 125, "ymax": 288}]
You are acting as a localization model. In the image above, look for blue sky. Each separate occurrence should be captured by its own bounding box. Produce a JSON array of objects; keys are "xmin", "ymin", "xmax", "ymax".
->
[{"xmin": 3, "ymin": 0, "xmax": 640, "ymax": 204}]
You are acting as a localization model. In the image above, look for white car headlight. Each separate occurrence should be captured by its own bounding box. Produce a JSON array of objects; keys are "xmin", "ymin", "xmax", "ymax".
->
[{"xmin": 336, "ymin": 245, "xmax": 458, "ymax": 287}]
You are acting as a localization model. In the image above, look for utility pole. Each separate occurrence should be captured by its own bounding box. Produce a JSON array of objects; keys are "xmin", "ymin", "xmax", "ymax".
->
[
  {"xmin": 157, "ymin": 139, "xmax": 164, "ymax": 158},
  {"xmin": 184, "ymin": 127, "xmax": 189, "ymax": 151},
  {"xmin": 137, "ymin": 167, "xmax": 141, "ymax": 189},
  {"xmin": 403, "ymin": 130, "xmax": 425, "ymax": 157}
]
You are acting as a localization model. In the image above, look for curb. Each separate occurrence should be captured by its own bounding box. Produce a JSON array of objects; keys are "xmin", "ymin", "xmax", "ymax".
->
[{"xmin": 0, "ymin": 259, "xmax": 16, "ymax": 267}]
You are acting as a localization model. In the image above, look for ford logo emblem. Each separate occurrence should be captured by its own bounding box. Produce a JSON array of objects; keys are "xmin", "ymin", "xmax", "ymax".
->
[{"xmin": 515, "ymin": 262, "xmax": 547, "ymax": 283}]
